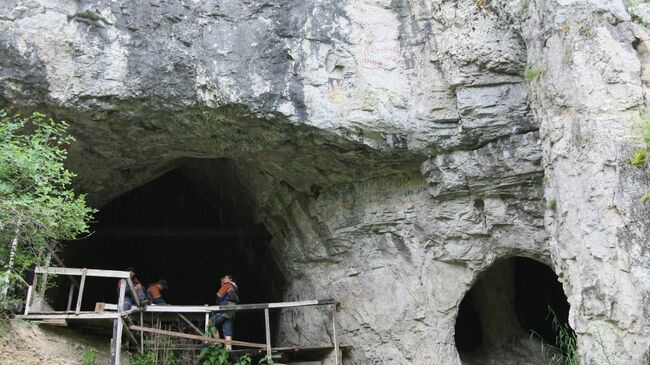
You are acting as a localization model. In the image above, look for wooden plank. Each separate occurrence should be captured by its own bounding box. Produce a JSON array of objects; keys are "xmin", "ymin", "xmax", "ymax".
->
[
  {"xmin": 177, "ymin": 313, "xmax": 203, "ymax": 336},
  {"xmin": 18, "ymin": 313, "xmax": 121, "ymax": 320},
  {"xmin": 35, "ymin": 266, "xmax": 130, "ymax": 279},
  {"xmin": 144, "ymin": 299, "xmax": 337, "ymax": 313},
  {"xmin": 126, "ymin": 277, "xmax": 140, "ymax": 307},
  {"xmin": 139, "ymin": 311, "xmax": 144, "ymax": 354},
  {"xmin": 24, "ymin": 286, "xmax": 32, "ymax": 315},
  {"xmin": 332, "ymin": 304, "xmax": 340, "ymax": 365},
  {"xmin": 130, "ymin": 325, "xmax": 268, "ymax": 349},
  {"xmin": 66, "ymin": 284, "xmax": 75, "ymax": 312},
  {"xmin": 43, "ymin": 241, "xmax": 79, "ymax": 287},
  {"xmin": 117, "ymin": 280, "xmax": 126, "ymax": 314},
  {"xmin": 75, "ymin": 269, "xmax": 87, "ymax": 315},
  {"xmin": 115, "ymin": 317, "xmax": 123, "ymax": 365},
  {"xmin": 264, "ymin": 308, "xmax": 272, "ymax": 359}
]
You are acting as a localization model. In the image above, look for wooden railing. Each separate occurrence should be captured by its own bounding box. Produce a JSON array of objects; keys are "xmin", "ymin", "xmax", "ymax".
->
[{"xmin": 20, "ymin": 266, "xmax": 342, "ymax": 365}]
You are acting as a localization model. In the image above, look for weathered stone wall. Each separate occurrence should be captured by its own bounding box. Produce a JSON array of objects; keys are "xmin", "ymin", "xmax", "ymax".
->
[{"xmin": 0, "ymin": 0, "xmax": 648, "ymax": 364}]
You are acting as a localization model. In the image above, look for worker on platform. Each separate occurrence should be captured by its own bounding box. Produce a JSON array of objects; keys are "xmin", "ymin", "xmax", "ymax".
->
[
  {"xmin": 210, "ymin": 274, "xmax": 239, "ymax": 350},
  {"xmin": 118, "ymin": 267, "xmax": 147, "ymax": 310},
  {"xmin": 147, "ymin": 279, "xmax": 168, "ymax": 304}
]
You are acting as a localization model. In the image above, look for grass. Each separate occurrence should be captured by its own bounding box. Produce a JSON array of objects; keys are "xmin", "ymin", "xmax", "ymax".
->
[
  {"xmin": 82, "ymin": 347, "xmax": 97, "ymax": 365},
  {"xmin": 531, "ymin": 307, "xmax": 579, "ymax": 365}
]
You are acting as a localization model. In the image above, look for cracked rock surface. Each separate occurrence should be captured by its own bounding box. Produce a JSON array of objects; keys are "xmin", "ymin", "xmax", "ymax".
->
[{"xmin": 0, "ymin": 0, "xmax": 649, "ymax": 364}]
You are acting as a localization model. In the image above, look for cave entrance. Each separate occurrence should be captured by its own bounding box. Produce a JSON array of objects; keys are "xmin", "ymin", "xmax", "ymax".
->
[
  {"xmin": 454, "ymin": 257, "xmax": 572, "ymax": 364},
  {"xmin": 56, "ymin": 159, "xmax": 285, "ymax": 344}
]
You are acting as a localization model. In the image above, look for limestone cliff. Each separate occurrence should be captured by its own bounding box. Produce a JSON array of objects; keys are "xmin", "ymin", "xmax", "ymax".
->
[{"xmin": 0, "ymin": 0, "xmax": 648, "ymax": 364}]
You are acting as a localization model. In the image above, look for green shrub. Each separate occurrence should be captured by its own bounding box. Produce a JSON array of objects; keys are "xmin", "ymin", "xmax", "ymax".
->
[{"xmin": 0, "ymin": 109, "xmax": 94, "ymax": 308}]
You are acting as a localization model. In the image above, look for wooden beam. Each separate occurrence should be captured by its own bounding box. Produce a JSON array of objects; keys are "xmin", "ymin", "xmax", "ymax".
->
[
  {"xmin": 18, "ymin": 313, "xmax": 121, "ymax": 320},
  {"xmin": 66, "ymin": 284, "xmax": 75, "ymax": 312},
  {"xmin": 117, "ymin": 280, "xmax": 126, "ymax": 314},
  {"xmin": 130, "ymin": 325, "xmax": 268, "ymax": 349},
  {"xmin": 75, "ymin": 269, "xmax": 87, "ymax": 315},
  {"xmin": 24, "ymin": 286, "xmax": 32, "ymax": 315},
  {"xmin": 332, "ymin": 304, "xmax": 340, "ymax": 365},
  {"xmin": 177, "ymin": 313, "xmax": 203, "ymax": 336},
  {"xmin": 264, "ymin": 308, "xmax": 272, "ymax": 359},
  {"xmin": 35, "ymin": 266, "xmax": 130, "ymax": 279},
  {"xmin": 144, "ymin": 299, "xmax": 337, "ymax": 313},
  {"xmin": 126, "ymin": 277, "xmax": 140, "ymax": 307}
]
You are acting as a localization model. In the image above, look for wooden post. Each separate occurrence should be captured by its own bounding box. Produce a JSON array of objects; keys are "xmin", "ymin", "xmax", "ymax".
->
[
  {"xmin": 332, "ymin": 304, "xmax": 340, "ymax": 365},
  {"xmin": 111, "ymin": 318, "xmax": 124, "ymax": 365},
  {"xmin": 117, "ymin": 280, "xmax": 126, "ymax": 314},
  {"xmin": 24, "ymin": 285, "xmax": 32, "ymax": 315},
  {"xmin": 126, "ymin": 277, "xmax": 140, "ymax": 307},
  {"xmin": 75, "ymin": 269, "xmax": 87, "ymax": 314},
  {"xmin": 66, "ymin": 284, "xmax": 75, "ymax": 312},
  {"xmin": 264, "ymin": 308, "xmax": 272, "ymax": 359},
  {"xmin": 140, "ymin": 310, "xmax": 144, "ymax": 354}
]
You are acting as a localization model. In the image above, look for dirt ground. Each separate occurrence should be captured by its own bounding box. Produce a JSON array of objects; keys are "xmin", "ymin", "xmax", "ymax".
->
[{"xmin": 0, "ymin": 319, "xmax": 123, "ymax": 365}]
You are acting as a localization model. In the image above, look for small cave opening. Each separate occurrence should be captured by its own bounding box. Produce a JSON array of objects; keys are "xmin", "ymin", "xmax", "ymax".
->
[
  {"xmin": 454, "ymin": 257, "xmax": 572, "ymax": 364},
  {"xmin": 52, "ymin": 159, "xmax": 286, "ymax": 344}
]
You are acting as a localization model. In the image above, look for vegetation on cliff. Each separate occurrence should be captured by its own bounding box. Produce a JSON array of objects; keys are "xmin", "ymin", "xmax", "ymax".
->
[{"xmin": 0, "ymin": 109, "xmax": 94, "ymax": 311}]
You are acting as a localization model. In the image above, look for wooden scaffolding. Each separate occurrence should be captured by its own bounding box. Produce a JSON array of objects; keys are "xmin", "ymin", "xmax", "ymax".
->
[{"xmin": 18, "ymin": 266, "xmax": 343, "ymax": 365}]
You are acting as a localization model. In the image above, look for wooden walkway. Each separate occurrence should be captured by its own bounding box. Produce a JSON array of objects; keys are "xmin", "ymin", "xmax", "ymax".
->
[{"xmin": 18, "ymin": 266, "xmax": 343, "ymax": 365}]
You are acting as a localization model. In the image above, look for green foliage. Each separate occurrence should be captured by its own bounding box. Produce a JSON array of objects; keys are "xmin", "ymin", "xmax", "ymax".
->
[
  {"xmin": 0, "ymin": 109, "xmax": 94, "ymax": 307},
  {"xmin": 624, "ymin": 0, "xmax": 650, "ymax": 27},
  {"xmin": 547, "ymin": 199, "xmax": 557, "ymax": 211},
  {"xmin": 82, "ymin": 347, "xmax": 97, "ymax": 365},
  {"xmin": 630, "ymin": 149, "xmax": 647, "ymax": 167},
  {"xmin": 525, "ymin": 66, "xmax": 544, "ymax": 80},
  {"xmin": 199, "ymin": 344, "xmax": 230, "ymax": 365},
  {"xmin": 532, "ymin": 307, "xmax": 579, "ymax": 365},
  {"xmin": 199, "ymin": 326, "xmax": 272, "ymax": 365},
  {"xmin": 233, "ymin": 354, "xmax": 252, "ymax": 365},
  {"xmin": 630, "ymin": 112, "xmax": 650, "ymax": 203},
  {"xmin": 130, "ymin": 351, "xmax": 157, "ymax": 365},
  {"xmin": 641, "ymin": 191, "xmax": 650, "ymax": 203},
  {"xmin": 258, "ymin": 355, "xmax": 274, "ymax": 365}
]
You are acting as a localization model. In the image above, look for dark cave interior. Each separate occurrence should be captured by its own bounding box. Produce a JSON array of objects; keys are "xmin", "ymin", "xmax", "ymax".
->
[
  {"xmin": 52, "ymin": 160, "xmax": 285, "ymax": 343},
  {"xmin": 454, "ymin": 257, "xmax": 572, "ymax": 360}
]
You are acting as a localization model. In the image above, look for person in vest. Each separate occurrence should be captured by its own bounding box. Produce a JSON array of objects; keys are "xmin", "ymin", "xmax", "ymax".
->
[
  {"xmin": 117, "ymin": 267, "xmax": 147, "ymax": 310},
  {"xmin": 147, "ymin": 279, "xmax": 168, "ymax": 304},
  {"xmin": 210, "ymin": 274, "xmax": 239, "ymax": 350}
]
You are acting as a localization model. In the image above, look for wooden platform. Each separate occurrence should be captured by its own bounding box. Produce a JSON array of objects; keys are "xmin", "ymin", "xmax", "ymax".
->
[{"xmin": 20, "ymin": 266, "xmax": 344, "ymax": 365}]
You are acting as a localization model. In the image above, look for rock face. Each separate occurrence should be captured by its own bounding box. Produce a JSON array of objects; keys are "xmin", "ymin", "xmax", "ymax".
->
[{"xmin": 0, "ymin": 0, "xmax": 648, "ymax": 364}]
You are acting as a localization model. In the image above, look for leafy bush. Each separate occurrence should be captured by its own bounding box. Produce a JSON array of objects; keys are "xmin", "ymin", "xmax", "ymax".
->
[{"xmin": 0, "ymin": 109, "xmax": 94, "ymax": 307}]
